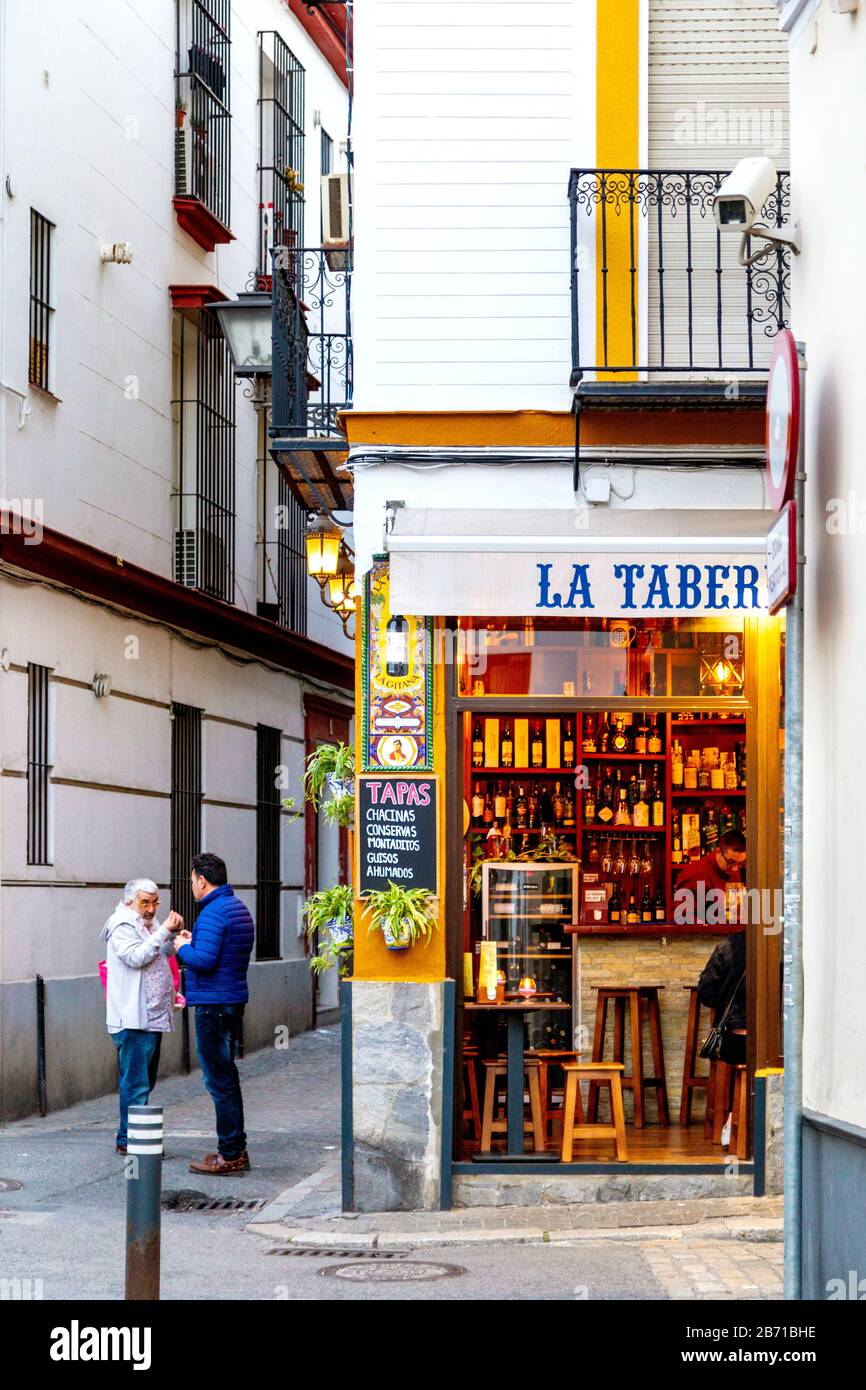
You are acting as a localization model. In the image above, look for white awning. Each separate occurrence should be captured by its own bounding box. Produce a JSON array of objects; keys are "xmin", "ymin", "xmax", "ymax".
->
[{"xmin": 388, "ymin": 508, "xmax": 773, "ymax": 617}]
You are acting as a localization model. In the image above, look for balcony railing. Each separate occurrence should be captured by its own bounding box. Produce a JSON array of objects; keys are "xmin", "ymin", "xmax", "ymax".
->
[
  {"xmin": 271, "ymin": 247, "xmax": 351, "ymax": 439},
  {"xmin": 569, "ymin": 168, "xmax": 791, "ymax": 380}
]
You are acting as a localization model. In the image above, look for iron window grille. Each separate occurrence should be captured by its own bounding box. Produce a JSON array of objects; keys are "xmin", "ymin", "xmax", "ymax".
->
[
  {"xmin": 569, "ymin": 168, "xmax": 791, "ymax": 378},
  {"xmin": 172, "ymin": 308, "xmax": 236, "ymax": 602},
  {"xmin": 175, "ymin": 0, "xmax": 232, "ymax": 230},
  {"xmin": 258, "ymin": 30, "xmax": 305, "ymax": 279},
  {"xmin": 271, "ymin": 248, "xmax": 351, "ymax": 439},
  {"xmin": 27, "ymin": 663, "xmax": 53, "ymax": 866},
  {"xmin": 257, "ymin": 410, "xmax": 308, "ymax": 633},
  {"xmin": 29, "ymin": 211, "xmax": 54, "ymax": 391},
  {"xmin": 256, "ymin": 724, "xmax": 283, "ymax": 960},
  {"xmin": 170, "ymin": 703, "xmax": 202, "ymax": 931}
]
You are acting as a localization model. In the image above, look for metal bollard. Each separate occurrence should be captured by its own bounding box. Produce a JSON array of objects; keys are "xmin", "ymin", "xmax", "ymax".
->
[{"xmin": 124, "ymin": 1104, "xmax": 163, "ymax": 1301}]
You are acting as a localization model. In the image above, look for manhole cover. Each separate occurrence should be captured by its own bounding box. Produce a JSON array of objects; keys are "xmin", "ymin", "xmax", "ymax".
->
[
  {"xmin": 320, "ymin": 1261, "xmax": 465, "ymax": 1283},
  {"xmin": 0, "ymin": 1179, "xmax": 22, "ymax": 1192},
  {"xmin": 162, "ymin": 1189, "xmax": 266, "ymax": 1213}
]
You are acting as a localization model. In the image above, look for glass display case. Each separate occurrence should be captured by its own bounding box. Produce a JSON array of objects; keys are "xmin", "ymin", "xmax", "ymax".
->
[{"xmin": 481, "ymin": 862, "xmax": 578, "ymax": 1050}]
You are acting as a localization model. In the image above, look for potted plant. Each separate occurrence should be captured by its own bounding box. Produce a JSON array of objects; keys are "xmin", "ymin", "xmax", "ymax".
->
[
  {"xmin": 175, "ymin": 100, "xmax": 187, "ymax": 128},
  {"xmin": 304, "ymin": 741, "xmax": 355, "ymax": 810},
  {"xmin": 304, "ymin": 883, "xmax": 354, "ymax": 976},
  {"xmin": 364, "ymin": 882, "xmax": 438, "ymax": 953}
]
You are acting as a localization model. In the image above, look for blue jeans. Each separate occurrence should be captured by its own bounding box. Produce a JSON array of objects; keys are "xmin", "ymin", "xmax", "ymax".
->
[
  {"xmin": 111, "ymin": 1029, "xmax": 163, "ymax": 1148},
  {"xmin": 194, "ymin": 1004, "xmax": 246, "ymax": 1160}
]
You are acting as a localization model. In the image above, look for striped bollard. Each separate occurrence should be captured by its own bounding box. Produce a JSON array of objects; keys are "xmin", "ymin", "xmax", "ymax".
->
[{"xmin": 124, "ymin": 1104, "xmax": 163, "ymax": 1301}]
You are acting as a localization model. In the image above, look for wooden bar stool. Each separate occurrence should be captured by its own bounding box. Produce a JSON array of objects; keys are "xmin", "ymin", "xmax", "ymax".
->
[
  {"xmin": 480, "ymin": 1057, "xmax": 545, "ymax": 1154},
  {"xmin": 462, "ymin": 1044, "xmax": 481, "ymax": 1142},
  {"xmin": 560, "ymin": 1062, "xmax": 628, "ymax": 1162},
  {"xmin": 705, "ymin": 1060, "xmax": 734, "ymax": 1143},
  {"xmin": 729, "ymin": 1066, "xmax": 750, "ymax": 1160},
  {"xmin": 680, "ymin": 984, "xmax": 712, "ymax": 1126},
  {"xmin": 587, "ymin": 986, "xmax": 670, "ymax": 1127},
  {"xmin": 531, "ymin": 1050, "xmax": 580, "ymax": 1143}
]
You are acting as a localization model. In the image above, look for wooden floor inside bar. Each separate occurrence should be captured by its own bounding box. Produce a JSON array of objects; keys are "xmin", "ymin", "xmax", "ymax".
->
[{"xmin": 461, "ymin": 1125, "xmax": 737, "ymax": 1165}]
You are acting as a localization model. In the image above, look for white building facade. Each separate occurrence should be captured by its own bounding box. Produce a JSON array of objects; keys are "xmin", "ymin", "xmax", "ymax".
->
[{"xmin": 0, "ymin": 0, "xmax": 353, "ymax": 1118}]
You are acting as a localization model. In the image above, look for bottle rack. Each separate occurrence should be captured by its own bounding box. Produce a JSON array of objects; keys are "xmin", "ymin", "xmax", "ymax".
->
[{"xmin": 465, "ymin": 709, "xmax": 747, "ymax": 931}]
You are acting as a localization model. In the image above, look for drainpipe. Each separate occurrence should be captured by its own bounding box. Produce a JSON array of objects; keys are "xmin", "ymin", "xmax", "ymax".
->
[{"xmin": 782, "ymin": 340, "xmax": 807, "ymax": 1300}]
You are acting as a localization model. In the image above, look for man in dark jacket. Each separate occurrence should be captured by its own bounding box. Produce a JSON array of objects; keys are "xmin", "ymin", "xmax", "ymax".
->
[
  {"xmin": 176, "ymin": 853, "xmax": 255, "ymax": 1175},
  {"xmin": 698, "ymin": 930, "xmax": 747, "ymax": 1064}
]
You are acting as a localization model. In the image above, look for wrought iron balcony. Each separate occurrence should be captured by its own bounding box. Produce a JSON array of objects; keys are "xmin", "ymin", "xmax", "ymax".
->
[
  {"xmin": 270, "ymin": 246, "xmax": 352, "ymax": 513},
  {"xmin": 568, "ymin": 168, "xmax": 791, "ymax": 381}
]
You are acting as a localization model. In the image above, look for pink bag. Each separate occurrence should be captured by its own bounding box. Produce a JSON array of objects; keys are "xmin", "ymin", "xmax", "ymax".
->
[{"xmin": 99, "ymin": 953, "xmax": 184, "ymax": 1005}]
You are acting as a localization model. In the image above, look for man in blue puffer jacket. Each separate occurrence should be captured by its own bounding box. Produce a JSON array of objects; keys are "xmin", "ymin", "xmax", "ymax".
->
[{"xmin": 175, "ymin": 852, "xmax": 255, "ymax": 1175}]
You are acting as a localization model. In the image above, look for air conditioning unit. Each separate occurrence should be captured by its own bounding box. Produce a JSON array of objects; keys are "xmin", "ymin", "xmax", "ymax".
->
[
  {"xmin": 174, "ymin": 528, "xmax": 198, "ymax": 587},
  {"xmin": 321, "ymin": 172, "xmax": 351, "ymax": 272}
]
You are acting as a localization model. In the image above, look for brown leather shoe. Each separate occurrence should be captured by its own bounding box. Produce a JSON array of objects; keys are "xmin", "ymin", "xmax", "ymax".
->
[
  {"xmin": 189, "ymin": 1152, "xmax": 248, "ymax": 1175},
  {"xmin": 116, "ymin": 1145, "xmax": 127, "ymax": 1155}
]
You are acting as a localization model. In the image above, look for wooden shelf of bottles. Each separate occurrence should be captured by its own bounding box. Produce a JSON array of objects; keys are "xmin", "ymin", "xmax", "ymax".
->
[{"xmin": 466, "ymin": 709, "xmax": 746, "ymax": 932}]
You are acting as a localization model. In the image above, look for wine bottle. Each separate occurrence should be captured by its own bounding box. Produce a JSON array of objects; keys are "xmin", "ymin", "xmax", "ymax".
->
[
  {"xmin": 654, "ymin": 885, "xmax": 666, "ymax": 923},
  {"xmin": 598, "ymin": 768, "xmax": 614, "ymax": 824},
  {"xmin": 563, "ymin": 719, "xmax": 576, "ymax": 767},
  {"xmin": 651, "ymin": 776, "xmax": 665, "ymax": 828},
  {"xmin": 563, "ymin": 784, "xmax": 575, "ymax": 827},
  {"xmin": 472, "ymin": 718, "xmax": 484, "ymax": 768},
  {"xmin": 626, "ymin": 894, "xmax": 639, "ymax": 925},
  {"xmin": 531, "ymin": 722, "xmax": 544, "ymax": 768},
  {"xmin": 583, "ymin": 778, "xmax": 596, "ymax": 823},
  {"xmin": 641, "ymin": 887, "xmax": 653, "ymax": 923},
  {"xmin": 385, "ymin": 614, "xmax": 410, "ymax": 676},
  {"xmin": 515, "ymin": 786, "xmax": 528, "ymax": 828},
  {"xmin": 471, "ymin": 782, "xmax": 484, "ymax": 824},
  {"xmin": 494, "ymin": 781, "xmax": 507, "ymax": 820},
  {"xmin": 553, "ymin": 781, "xmax": 564, "ymax": 824},
  {"xmin": 501, "ymin": 721, "xmax": 514, "ymax": 769},
  {"xmin": 483, "ymin": 793, "xmax": 494, "ymax": 825},
  {"xmin": 608, "ymin": 884, "xmax": 622, "ymax": 924},
  {"xmin": 671, "ymin": 740, "xmax": 684, "ymax": 789}
]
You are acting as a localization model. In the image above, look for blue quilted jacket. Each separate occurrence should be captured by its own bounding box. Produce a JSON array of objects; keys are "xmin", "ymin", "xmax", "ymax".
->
[{"xmin": 176, "ymin": 883, "xmax": 255, "ymax": 1005}]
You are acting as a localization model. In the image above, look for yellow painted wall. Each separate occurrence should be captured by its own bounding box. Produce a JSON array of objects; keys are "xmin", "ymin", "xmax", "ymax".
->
[{"xmin": 595, "ymin": 0, "xmax": 640, "ymax": 377}]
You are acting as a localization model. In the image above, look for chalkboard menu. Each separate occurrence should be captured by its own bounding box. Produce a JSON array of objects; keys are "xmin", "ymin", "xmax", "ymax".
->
[{"xmin": 358, "ymin": 775, "xmax": 438, "ymax": 895}]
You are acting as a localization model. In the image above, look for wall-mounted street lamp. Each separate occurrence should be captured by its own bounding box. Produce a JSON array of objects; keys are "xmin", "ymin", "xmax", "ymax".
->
[
  {"xmin": 305, "ymin": 513, "xmax": 343, "ymax": 581},
  {"xmin": 210, "ymin": 291, "xmax": 273, "ymax": 377}
]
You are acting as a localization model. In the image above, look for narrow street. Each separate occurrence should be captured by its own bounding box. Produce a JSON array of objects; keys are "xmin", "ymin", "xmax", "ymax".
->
[{"xmin": 0, "ymin": 1028, "xmax": 781, "ymax": 1302}]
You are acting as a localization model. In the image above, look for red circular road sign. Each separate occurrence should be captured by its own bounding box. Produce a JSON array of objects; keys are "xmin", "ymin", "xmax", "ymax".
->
[{"xmin": 766, "ymin": 329, "xmax": 800, "ymax": 512}]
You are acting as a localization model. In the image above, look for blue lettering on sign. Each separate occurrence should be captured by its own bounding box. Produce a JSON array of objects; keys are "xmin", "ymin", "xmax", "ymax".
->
[{"xmin": 535, "ymin": 561, "xmax": 764, "ymax": 611}]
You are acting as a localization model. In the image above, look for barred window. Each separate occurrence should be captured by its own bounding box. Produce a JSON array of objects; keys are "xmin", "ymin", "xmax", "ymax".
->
[
  {"xmin": 257, "ymin": 30, "xmax": 305, "ymax": 276},
  {"xmin": 175, "ymin": 0, "xmax": 232, "ymax": 230},
  {"xmin": 172, "ymin": 308, "xmax": 236, "ymax": 602},
  {"xmin": 29, "ymin": 211, "xmax": 54, "ymax": 391},
  {"xmin": 256, "ymin": 724, "xmax": 282, "ymax": 960},
  {"xmin": 27, "ymin": 663, "xmax": 53, "ymax": 865},
  {"xmin": 257, "ymin": 409, "xmax": 307, "ymax": 633},
  {"xmin": 170, "ymin": 703, "xmax": 202, "ymax": 930}
]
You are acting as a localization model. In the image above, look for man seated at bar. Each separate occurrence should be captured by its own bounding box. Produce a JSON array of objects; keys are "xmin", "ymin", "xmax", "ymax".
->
[{"xmin": 674, "ymin": 829, "xmax": 747, "ymax": 926}]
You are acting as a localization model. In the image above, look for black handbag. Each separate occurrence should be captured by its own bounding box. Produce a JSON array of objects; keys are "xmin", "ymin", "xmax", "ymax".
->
[{"xmin": 699, "ymin": 971, "xmax": 746, "ymax": 1061}]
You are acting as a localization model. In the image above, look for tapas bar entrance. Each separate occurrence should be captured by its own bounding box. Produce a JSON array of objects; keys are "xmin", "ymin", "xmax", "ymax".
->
[{"xmin": 448, "ymin": 615, "xmax": 783, "ymax": 1173}]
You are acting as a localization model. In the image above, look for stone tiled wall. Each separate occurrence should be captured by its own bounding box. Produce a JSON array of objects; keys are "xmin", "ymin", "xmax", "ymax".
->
[
  {"xmin": 350, "ymin": 980, "xmax": 444, "ymax": 1212},
  {"xmin": 574, "ymin": 934, "xmax": 725, "ymax": 1123}
]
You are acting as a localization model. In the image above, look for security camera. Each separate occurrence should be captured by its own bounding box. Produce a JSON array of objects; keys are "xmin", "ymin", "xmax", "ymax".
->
[{"xmin": 713, "ymin": 157, "xmax": 800, "ymax": 266}]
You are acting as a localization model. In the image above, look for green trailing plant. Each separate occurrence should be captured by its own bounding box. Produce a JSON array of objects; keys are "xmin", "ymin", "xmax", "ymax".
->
[
  {"xmin": 303, "ymin": 741, "xmax": 355, "ymax": 811},
  {"xmin": 304, "ymin": 883, "xmax": 355, "ymax": 977},
  {"xmin": 322, "ymin": 790, "xmax": 354, "ymax": 829},
  {"xmin": 364, "ymin": 883, "xmax": 439, "ymax": 950},
  {"xmin": 281, "ymin": 796, "xmax": 303, "ymax": 823}
]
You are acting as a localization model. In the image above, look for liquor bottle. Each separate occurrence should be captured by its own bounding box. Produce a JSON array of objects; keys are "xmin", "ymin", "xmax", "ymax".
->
[
  {"xmin": 515, "ymin": 786, "xmax": 528, "ymax": 828},
  {"xmin": 671, "ymin": 740, "xmax": 684, "ymax": 789},
  {"xmin": 539, "ymin": 782, "xmax": 555, "ymax": 827},
  {"xmin": 528, "ymin": 786, "xmax": 539, "ymax": 828},
  {"xmin": 563, "ymin": 784, "xmax": 575, "ymax": 827},
  {"xmin": 608, "ymin": 883, "xmax": 622, "ymax": 924},
  {"xmin": 626, "ymin": 893, "xmax": 639, "ymax": 925},
  {"xmin": 552, "ymin": 781, "xmax": 564, "ymax": 824},
  {"xmin": 637, "ymin": 762, "xmax": 648, "ymax": 800},
  {"xmin": 599, "ymin": 714, "xmax": 610, "ymax": 754},
  {"xmin": 563, "ymin": 720, "xmax": 576, "ymax": 767},
  {"xmin": 737, "ymin": 743, "xmax": 747, "ymax": 789},
  {"xmin": 611, "ymin": 717, "xmax": 630, "ymax": 753},
  {"xmin": 471, "ymin": 782, "xmax": 484, "ymax": 824},
  {"xmin": 723, "ymin": 752, "xmax": 739, "ymax": 791},
  {"xmin": 506, "ymin": 785, "xmax": 515, "ymax": 821},
  {"xmin": 614, "ymin": 786, "xmax": 631, "ymax": 826},
  {"xmin": 671, "ymin": 810, "xmax": 683, "ymax": 865},
  {"xmin": 501, "ymin": 721, "xmax": 514, "ymax": 769},
  {"xmin": 385, "ymin": 614, "xmax": 410, "ymax": 677},
  {"xmin": 654, "ymin": 885, "xmax": 666, "ymax": 923},
  {"xmin": 634, "ymin": 716, "xmax": 649, "ymax": 755},
  {"xmin": 627, "ymin": 770, "xmax": 638, "ymax": 811},
  {"xmin": 483, "ymin": 793, "xmax": 494, "ymax": 825},
  {"xmin": 531, "ymin": 722, "xmax": 544, "ymax": 768},
  {"xmin": 494, "ymin": 781, "xmax": 507, "ymax": 821},
  {"xmin": 583, "ymin": 778, "xmax": 596, "ymax": 823},
  {"xmin": 633, "ymin": 785, "xmax": 649, "ymax": 828},
  {"xmin": 472, "ymin": 718, "xmax": 484, "ymax": 768},
  {"xmin": 719, "ymin": 803, "xmax": 735, "ymax": 837},
  {"xmin": 582, "ymin": 716, "xmax": 597, "ymax": 754},
  {"xmin": 641, "ymin": 887, "xmax": 653, "ymax": 923},
  {"xmin": 598, "ymin": 768, "xmax": 614, "ymax": 824},
  {"xmin": 704, "ymin": 808, "xmax": 719, "ymax": 851},
  {"xmin": 651, "ymin": 776, "xmax": 665, "ymax": 828},
  {"xmin": 648, "ymin": 716, "xmax": 663, "ymax": 755},
  {"xmin": 501, "ymin": 815, "xmax": 513, "ymax": 854}
]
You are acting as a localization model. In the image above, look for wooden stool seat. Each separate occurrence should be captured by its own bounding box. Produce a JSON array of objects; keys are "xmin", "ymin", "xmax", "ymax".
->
[
  {"xmin": 560, "ymin": 1062, "xmax": 627, "ymax": 1162},
  {"xmin": 729, "ymin": 1065, "xmax": 749, "ymax": 1160},
  {"xmin": 588, "ymin": 986, "xmax": 670, "ymax": 1127},
  {"xmin": 480, "ymin": 1057, "xmax": 545, "ymax": 1154},
  {"xmin": 462, "ymin": 1045, "xmax": 481, "ymax": 1142},
  {"xmin": 530, "ymin": 1049, "xmax": 580, "ymax": 1142},
  {"xmin": 680, "ymin": 985, "xmax": 711, "ymax": 1127}
]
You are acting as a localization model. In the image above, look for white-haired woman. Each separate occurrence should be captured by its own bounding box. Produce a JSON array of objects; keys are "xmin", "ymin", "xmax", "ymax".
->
[{"xmin": 100, "ymin": 880, "xmax": 183, "ymax": 1154}]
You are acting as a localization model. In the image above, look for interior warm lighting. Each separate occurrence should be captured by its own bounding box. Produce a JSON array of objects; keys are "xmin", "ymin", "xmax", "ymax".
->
[{"xmin": 305, "ymin": 514, "xmax": 342, "ymax": 579}]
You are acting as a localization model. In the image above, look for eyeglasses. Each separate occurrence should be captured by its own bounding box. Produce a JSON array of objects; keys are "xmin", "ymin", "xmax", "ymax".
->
[{"xmin": 719, "ymin": 851, "xmax": 746, "ymax": 869}]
